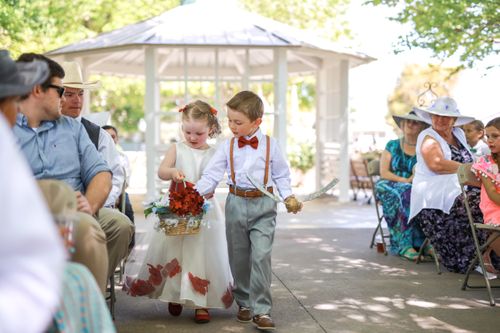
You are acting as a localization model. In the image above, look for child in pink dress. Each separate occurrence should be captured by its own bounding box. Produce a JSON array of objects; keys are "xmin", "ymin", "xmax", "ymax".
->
[{"xmin": 471, "ymin": 117, "xmax": 500, "ymax": 273}]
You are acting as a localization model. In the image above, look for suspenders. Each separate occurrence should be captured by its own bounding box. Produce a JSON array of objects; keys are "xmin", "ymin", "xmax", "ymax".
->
[{"xmin": 230, "ymin": 135, "xmax": 270, "ymax": 188}]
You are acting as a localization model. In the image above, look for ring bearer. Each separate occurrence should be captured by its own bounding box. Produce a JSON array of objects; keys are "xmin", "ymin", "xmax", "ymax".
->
[{"xmin": 196, "ymin": 91, "xmax": 302, "ymax": 331}]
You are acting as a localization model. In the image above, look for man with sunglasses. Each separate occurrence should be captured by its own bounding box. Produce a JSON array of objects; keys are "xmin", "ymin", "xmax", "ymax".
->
[{"xmin": 12, "ymin": 53, "xmax": 113, "ymax": 292}]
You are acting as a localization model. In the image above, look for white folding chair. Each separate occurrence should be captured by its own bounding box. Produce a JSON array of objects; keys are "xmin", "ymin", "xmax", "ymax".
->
[{"xmin": 457, "ymin": 163, "xmax": 500, "ymax": 306}]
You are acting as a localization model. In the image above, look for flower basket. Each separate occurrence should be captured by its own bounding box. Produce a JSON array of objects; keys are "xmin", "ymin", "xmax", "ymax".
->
[
  {"xmin": 144, "ymin": 181, "xmax": 207, "ymax": 236},
  {"xmin": 157, "ymin": 213, "xmax": 203, "ymax": 236}
]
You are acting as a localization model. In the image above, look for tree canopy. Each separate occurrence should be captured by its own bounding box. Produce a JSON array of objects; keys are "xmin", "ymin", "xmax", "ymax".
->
[
  {"xmin": 0, "ymin": 0, "xmax": 347, "ymax": 134},
  {"xmin": 1, "ymin": 0, "xmax": 350, "ymax": 56},
  {"xmin": 370, "ymin": 0, "xmax": 499, "ymax": 68}
]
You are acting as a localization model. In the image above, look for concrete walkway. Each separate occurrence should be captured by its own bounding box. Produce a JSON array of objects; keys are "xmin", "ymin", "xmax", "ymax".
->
[{"xmin": 115, "ymin": 196, "xmax": 500, "ymax": 333}]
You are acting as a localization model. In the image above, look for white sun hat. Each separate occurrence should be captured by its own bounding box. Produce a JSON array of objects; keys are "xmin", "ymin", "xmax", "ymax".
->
[
  {"xmin": 61, "ymin": 61, "xmax": 101, "ymax": 90},
  {"xmin": 413, "ymin": 96, "xmax": 474, "ymax": 127}
]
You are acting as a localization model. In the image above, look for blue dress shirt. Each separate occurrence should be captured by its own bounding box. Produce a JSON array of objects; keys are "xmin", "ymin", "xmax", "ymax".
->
[{"xmin": 13, "ymin": 113, "xmax": 110, "ymax": 193}]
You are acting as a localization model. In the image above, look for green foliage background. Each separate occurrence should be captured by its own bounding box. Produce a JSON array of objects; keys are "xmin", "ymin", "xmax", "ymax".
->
[
  {"xmin": 0, "ymin": 0, "xmax": 348, "ymax": 137},
  {"xmin": 370, "ymin": 0, "xmax": 499, "ymax": 68}
]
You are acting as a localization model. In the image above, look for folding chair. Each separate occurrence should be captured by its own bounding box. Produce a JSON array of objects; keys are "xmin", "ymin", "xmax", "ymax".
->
[
  {"xmin": 457, "ymin": 163, "xmax": 500, "ymax": 306},
  {"xmin": 365, "ymin": 159, "xmax": 389, "ymax": 255},
  {"xmin": 350, "ymin": 157, "xmax": 372, "ymax": 203},
  {"xmin": 106, "ymin": 276, "xmax": 116, "ymax": 320}
]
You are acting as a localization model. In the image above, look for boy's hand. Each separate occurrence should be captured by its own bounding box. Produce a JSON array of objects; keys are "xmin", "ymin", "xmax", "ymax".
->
[
  {"xmin": 284, "ymin": 195, "xmax": 302, "ymax": 214},
  {"xmin": 203, "ymin": 192, "xmax": 214, "ymax": 199}
]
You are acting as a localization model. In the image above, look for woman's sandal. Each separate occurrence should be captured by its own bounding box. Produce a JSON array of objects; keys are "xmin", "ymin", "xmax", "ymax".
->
[
  {"xmin": 482, "ymin": 252, "xmax": 500, "ymax": 274},
  {"xmin": 194, "ymin": 308, "xmax": 210, "ymax": 324},
  {"xmin": 423, "ymin": 245, "xmax": 436, "ymax": 259},
  {"xmin": 401, "ymin": 248, "xmax": 419, "ymax": 261}
]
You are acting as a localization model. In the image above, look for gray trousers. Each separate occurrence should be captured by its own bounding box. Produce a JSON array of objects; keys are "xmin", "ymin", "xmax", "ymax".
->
[{"xmin": 225, "ymin": 194, "xmax": 277, "ymax": 315}]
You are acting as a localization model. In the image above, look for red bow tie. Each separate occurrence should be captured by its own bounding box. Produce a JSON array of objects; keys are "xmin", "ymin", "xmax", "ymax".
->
[{"xmin": 238, "ymin": 136, "xmax": 259, "ymax": 149}]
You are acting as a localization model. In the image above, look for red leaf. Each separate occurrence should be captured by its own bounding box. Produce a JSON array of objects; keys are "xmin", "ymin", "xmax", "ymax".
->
[
  {"xmin": 163, "ymin": 258, "xmax": 182, "ymax": 278},
  {"xmin": 188, "ymin": 272, "xmax": 210, "ymax": 295},
  {"xmin": 127, "ymin": 279, "xmax": 155, "ymax": 296},
  {"xmin": 221, "ymin": 286, "xmax": 234, "ymax": 308},
  {"xmin": 147, "ymin": 264, "xmax": 164, "ymax": 286}
]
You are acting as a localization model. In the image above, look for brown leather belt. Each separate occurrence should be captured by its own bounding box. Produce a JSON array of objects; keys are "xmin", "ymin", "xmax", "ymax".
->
[{"xmin": 229, "ymin": 185, "xmax": 273, "ymax": 198}]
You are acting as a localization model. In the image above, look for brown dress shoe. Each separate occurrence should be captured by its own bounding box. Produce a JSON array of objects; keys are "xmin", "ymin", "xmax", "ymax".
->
[
  {"xmin": 253, "ymin": 314, "xmax": 275, "ymax": 330},
  {"xmin": 237, "ymin": 306, "xmax": 252, "ymax": 323}
]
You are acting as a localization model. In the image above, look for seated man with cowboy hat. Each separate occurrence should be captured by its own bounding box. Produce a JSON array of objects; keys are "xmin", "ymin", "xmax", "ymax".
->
[{"xmin": 60, "ymin": 60, "xmax": 135, "ymax": 279}]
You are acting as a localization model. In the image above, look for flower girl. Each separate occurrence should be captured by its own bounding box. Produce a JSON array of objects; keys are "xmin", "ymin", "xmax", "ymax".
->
[{"xmin": 124, "ymin": 100, "xmax": 233, "ymax": 323}]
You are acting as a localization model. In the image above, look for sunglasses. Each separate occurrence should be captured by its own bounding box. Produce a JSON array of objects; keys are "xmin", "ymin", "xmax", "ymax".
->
[{"xmin": 47, "ymin": 84, "xmax": 65, "ymax": 98}]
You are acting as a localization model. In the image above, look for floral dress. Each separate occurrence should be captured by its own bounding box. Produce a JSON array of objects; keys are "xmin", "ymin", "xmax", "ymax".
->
[
  {"xmin": 375, "ymin": 139, "xmax": 425, "ymax": 255},
  {"xmin": 412, "ymin": 139, "xmax": 487, "ymax": 273},
  {"xmin": 124, "ymin": 142, "xmax": 234, "ymax": 309},
  {"xmin": 472, "ymin": 155, "xmax": 500, "ymax": 225}
]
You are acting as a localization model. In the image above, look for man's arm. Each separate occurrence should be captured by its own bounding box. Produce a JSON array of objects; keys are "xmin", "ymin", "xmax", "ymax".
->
[
  {"xmin": 85, "ymin": 171, "xmax": 112, "ymax": 215},
  {"xmin": 97, "ymin": 129, "xmax": 124, "ymax": 207}
]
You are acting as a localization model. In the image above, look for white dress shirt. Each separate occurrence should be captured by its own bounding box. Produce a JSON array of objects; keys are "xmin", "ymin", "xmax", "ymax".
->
[
  {"xmin": 196, "ymin": 128, "xmax": 293, "ymax": 199},
  {"xmin": 97, "ymin": 128, "xmax": 125, "ymax": 207},
  {"xmin": 77, "ymin": 117, "xmax": 124, "ymax": 207},
  {"xmin": 0, "ymin": 115, "xmax": 66, "ymax": 333}
]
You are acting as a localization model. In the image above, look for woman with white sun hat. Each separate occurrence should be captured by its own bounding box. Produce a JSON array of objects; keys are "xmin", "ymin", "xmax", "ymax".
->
[{"xmin": 409, "ymin": 96, "xmax": 490, "ymax": 273}]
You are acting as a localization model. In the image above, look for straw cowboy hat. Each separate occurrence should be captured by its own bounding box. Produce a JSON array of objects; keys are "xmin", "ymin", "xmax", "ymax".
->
[
  {"xmin": 413, "ymin": 96, "xmax": 474, "ymax": 127},
  {"xmin": 61, "ymin": 61, "xmax": 101, "ymax": 89},
  {"xmin": 0, "ymin": 49, "xmax": 49, "ymax": 99},
  {"xmin": 392, "ymin": 110, "xmax": 426, "ymax": 129}
]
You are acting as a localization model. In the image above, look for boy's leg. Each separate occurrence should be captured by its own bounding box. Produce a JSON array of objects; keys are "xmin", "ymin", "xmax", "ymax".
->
[
  {"xmin": 225, "ymin": 195, "xmax": 251, "ymax": 308},
  {"xmin": 248, "ymin": 197, "xmax": 277, "ymax": 316}
]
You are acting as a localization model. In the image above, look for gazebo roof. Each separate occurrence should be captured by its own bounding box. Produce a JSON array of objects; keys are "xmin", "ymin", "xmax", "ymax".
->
[{"xmin": 47, "ymin": 2, "xmax": 374, "ymax": 79}]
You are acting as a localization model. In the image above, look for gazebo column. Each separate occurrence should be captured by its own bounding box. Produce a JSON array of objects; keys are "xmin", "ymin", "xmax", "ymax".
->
[
  {"xmin": 338, "ymin": 60, "xmax": 350, "ymax": 202},
  {"xmin": 273, "ymin": 48, "xmax": 287, "ymax": 154},
  {"xmin": 145, "ymin": 47, "xmax": 160, "ymax": 201},
  {"xmin": 316, "ymin": 59, "xmax": 350, "ymax": 202},
  {"xmin": 242, "ymin": 49, "xmax": 250, "ymax": 90}
]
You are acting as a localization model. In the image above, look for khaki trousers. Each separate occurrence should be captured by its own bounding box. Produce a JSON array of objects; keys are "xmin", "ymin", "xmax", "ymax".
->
[
  {"xmin": 72, "ymin": 213, "xmax": 108, "ymax": 293},
  {"xmin": 97, "ymin": 207, "xmax": 134, "ymax": 278}
]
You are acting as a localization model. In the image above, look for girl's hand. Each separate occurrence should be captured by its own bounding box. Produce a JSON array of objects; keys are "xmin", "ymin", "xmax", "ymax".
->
[
  {"xmin": 203, "ymin": 192, "xmax": 214, "ymax": 199},
  {"xmin": 172, "ymin": 169, "xmax": 185, "ymax": 183}
]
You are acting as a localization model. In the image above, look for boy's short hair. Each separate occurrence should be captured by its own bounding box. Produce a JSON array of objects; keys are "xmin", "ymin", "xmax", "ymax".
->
[
  {"xmin": 226, "ymin": 91, "xmax": 264, "ymax": 121},
  {"xmin": 466, "ymin": 119, "xmax": 485, "ymax": 132}
]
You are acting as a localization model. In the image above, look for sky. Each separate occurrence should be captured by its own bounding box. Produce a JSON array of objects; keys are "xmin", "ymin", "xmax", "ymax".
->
[{"xmin": 345, "ymin": 1, "xmax": 500, "ymax": 138}]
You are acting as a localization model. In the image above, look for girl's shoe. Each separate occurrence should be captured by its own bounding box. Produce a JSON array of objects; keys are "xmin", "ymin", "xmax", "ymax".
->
[
  {"xmin": 401, "ymin": 248, "xmax": 419, "ymax": 261},
  {"xmin": 482, "ymin": 252, "xmax": 500, "ymax": 274},
  {"xmin": 194, "ymin": 309, "xmax": 210, "ymax": 324},
  {"xmin": 168, "ymin": 302, "xmax": 183, "ymax": 316}
]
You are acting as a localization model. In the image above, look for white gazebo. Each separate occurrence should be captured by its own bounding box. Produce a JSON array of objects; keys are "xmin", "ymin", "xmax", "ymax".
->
[{"xmin": 47, "ymin": 1, "xmax": 375, "ymax": 201}]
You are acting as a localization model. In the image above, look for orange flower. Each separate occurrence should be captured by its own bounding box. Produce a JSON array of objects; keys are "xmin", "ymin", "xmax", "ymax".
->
[{"xmin": 169, "ymin": 182, "xmax": 204, "ymax": 216}]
